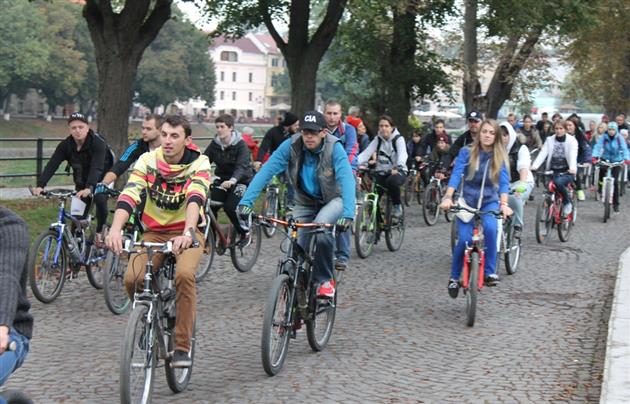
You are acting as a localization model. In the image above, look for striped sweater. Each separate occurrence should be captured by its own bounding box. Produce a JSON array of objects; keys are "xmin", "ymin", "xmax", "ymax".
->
[{"xmin": 117, "ymin": 145, "xmax": 211, "ymax": 232}]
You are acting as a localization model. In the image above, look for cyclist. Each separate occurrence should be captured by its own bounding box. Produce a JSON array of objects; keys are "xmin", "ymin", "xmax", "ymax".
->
[
  {"xmin": 93, "ymin": 114, "xmax": 163, "ymax": 245},
  {"xmin": 531, "ymin": 119, "xmax": 578, "ymax": 217},
  {"xmin": 32, "ymin": 113, "xmax": 113, "ymax": 223},
  {"xmin": 323, "ymin": 100, "xmax": 358, "ymax": 273},
  {"xmin": 357, "ymin": 115, "xmax": 408, "ymax": 218},
  {"xmin": 592, "ymin": 121, "xmax": 630, "ymax": 213},
  {"xmin": 417, "ymin": 119, "xmax": 452, "ymax": 159},
  {"xmin": 423, "ymin": 132, "xmax": 452, "ymax": 184},
  {"xmin": 203, "ymin": 114, "xmax": 254, "ymax": 245},
  {"xmin": 237, "ymin": 111, "xmax": 355, "ymax": 299},
  {"xmin": 500, "ymin": 122, "xmax": 534, "ymax": 236},
  {"xmin": 253, "ymin": 112, "xmax": 299, "ymax": 170},
  {"xmin": 106, "ymin": 115, "xmax": 211, "ymax": 368},
  {"xmin": 450, "ymin": 111, "xmax": 482, "ymax": 159},
  {"xmin": 565, "ymin": 117, "xmax": 591, "ymax": 201},
  {"xmin": 347, "ymin": 116, "xmax": 370, "ymax": 153},
  {"xmin": 0, "ymin": 208, "xmax": 32, "ymax": 386},
  {"xmin": 439, "ymin": 119, "xmax": 511, "ymax": 296},
  {"xmin": 406, "ymin": 130, "xmax": 423, "ymax": 170},
  {"xmin": 517, "ymin": 115, "xmax": 542, "ymax": 151}
]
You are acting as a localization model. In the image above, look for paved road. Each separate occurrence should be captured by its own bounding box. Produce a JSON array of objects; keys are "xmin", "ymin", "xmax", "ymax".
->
[{"xmin": 3, "ymin": 189, "xmax": 625, "ymax": 403}]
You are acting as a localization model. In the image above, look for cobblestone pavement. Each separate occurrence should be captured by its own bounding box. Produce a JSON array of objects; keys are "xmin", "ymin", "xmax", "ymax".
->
[{"xmin": 4, "ymin": 189, "xmax": 626, "ymax": 403}]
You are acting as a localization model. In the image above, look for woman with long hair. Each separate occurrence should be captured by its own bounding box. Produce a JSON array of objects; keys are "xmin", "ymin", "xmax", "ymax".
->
[{"xmin": 439, "ymin": 119, "xmax": 512, "ymax": 297}]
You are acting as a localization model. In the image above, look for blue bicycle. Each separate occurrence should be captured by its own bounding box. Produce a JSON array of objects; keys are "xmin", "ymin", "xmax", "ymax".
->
[{"xmin": 28, "ymin": 188, "xmax": 108, "ymax": 303}]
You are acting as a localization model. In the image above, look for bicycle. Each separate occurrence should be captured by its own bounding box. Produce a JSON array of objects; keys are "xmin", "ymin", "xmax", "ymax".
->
[
  {"xmin": 354, "ymin": 168, "xmax": 405, "ymax": 259},
  {"xmin": 422, "ymin": 164, "xmax": 451, "ymax": 226},
  {"xmin": 28, "ymin": 188, "xmax": 108, "ymax": 303},
  {"xmin": 534, "ymin": 171, "xmax": 576, "ymax": 243},
  {"xmin": 596, "ymin": 160, "xmax": 625, "ymax": 222},
  {"xmin": 403, "ymin": 162, "xmax": 423, "ymax": 207},
  {"xmin": 196, "ymin": 186, "xmax": 262, "ymax": 280},
  {"xmin": 255, "ymin": 215, "xmax": 338, "ymax": 376},
  {"xmin": 448, "ymin": 205, "xmax": 502, "ymax": 327},
  {"xmin": 261, "ymin": 175, "xmax": 289, "ymax": 238},
  {"xmin": 119, "ymin": 235, "xmax": 199, "ymax": 403}
]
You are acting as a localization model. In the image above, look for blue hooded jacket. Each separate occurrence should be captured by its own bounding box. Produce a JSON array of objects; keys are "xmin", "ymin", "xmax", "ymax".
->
[{"xmin": 592, "ymin": 122, "xmax": 630, "ymax": 162}]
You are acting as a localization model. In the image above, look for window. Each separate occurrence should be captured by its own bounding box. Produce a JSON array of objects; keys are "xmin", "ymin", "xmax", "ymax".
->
[
  {"xmin": 220, "ymin": 91, "xmax": 224, "ymax": 100},
  {"xmin": 220, "ymin": 51, "xmax": 238, "ymax": 62},
  {"xmin": 247, "ymin": 110, "xmax": 253, "ymax": 118},
  {"xmin": 248, "ymin": 92, "xmax": 253, "ymax": 101},
  {"xmin": 271, "ymin": 58, "xmax": 278, "ymax": 67},
  {"xmin": 220, "ymin": 71, "xmax": 224, "ymax": 81},
  {"xmin": 232, "ymin": 72, "xmax": 237, "ymax": 82},
  {"xmin": 232, "ymin": 92, "xmax": 236, "ymax": 101},
  {"xmin": 248, "ymin": 72, "xmax": 253, "ymax": 83}
]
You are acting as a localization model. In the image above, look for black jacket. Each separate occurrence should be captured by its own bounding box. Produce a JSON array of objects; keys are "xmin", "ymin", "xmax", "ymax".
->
[
  {"xmin": 110, "ymin": 139, "xmax": 151, "ymax": 177},
  {"xmin": 203, "ymin": 132, "xmax": 254, "ymax": 184},
  {"xmin": 418, "ymin": 130, "xmax": 453, "ymax": 157},
  {"xmin": 450, "ymin": 130, "xmax": 474, "ymax": 160},
  {"xmin": 256, "ymin": 125, "xmax": 291, "ymax": 161},
  {"xmin": 37, "ymin": 130, "xmax": 110, "ymax": 191}
]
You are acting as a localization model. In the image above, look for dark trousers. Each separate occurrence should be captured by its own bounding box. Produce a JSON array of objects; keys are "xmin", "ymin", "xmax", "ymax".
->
[
  {"xmin": 552, "ymin": 173, "xmax": 575, "ymax": 206},
  {"xmin": 376, "ymin": 173, "xmax": 406, "ymax": 205},
  {"xmin": 210, "ymin": 184, "xmax": 247, "ymax": 235}
]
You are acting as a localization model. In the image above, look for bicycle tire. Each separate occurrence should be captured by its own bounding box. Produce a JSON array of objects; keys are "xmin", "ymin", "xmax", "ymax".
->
[
  {"xmin": 261, "ymin": 274, "xmax": 292, "ymax": 376},
  {"xmin": 85, "ymin": 225, "xmax": 108, "ymax": 290},
  {"xmin": 196, "ymin": 226, "xmax": 215, "ymax": 282},
  {"xmin": 416, "ymin": 175, "xmax": 424, "ymax": 205},
  {"xmin": 354, "ymin": 201, "xmax": 376, "ymax": 259},
  {"xmin": 262, "ymin": 191, "xmax": 278, "ymax": 238},
  {"xmin": 385, "ymin": 197, "xmax": 405, "ymax": 252},
  {"xmin": 230, "ymin": 223, "xmax": 262, "ymax": 272},
  {"xmin": 535, "ymin": 198, "xmax": 552, "ymax": 244},
  {"xmin": 558, "ymin": 202, "xmax": 573, "ymax": 242},
  {"xmin": 422, "ymin": 183, "xmax": 440, "ymax": 226},
  {"xmin": 165, "ymin": 319, "xmax": 196, "ymax": 393},
  {"xmin": 120, "ymin": 304, "xmax": 156, "ymax": 404},
  {"xmin": 29, "ymin": 230, "xmax": 66, "ymax": 304},
  {"xmin": 504, "ymin": 223, "xmax": 521, "ymax": 275},
  {"xmin": 466, "ymin": 252, "xmax": 479, "ymax": 327},
  {"xmin": 603, "ymin": 182, "xmax": 611, "ymax": 223},
  {"xmin": 450, "ymin": 219, "xmax": 458, "ymax": 253},
  {"xmin": 403, "ymin": 176, "xmax": 413, "ymax": 207},
  {"xmin": 103, "ymin": 251, "xmax": 131, "ymax": 315}
]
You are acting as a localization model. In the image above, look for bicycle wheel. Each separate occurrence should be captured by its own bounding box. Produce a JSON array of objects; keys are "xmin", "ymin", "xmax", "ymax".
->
[
  {"xmin": 195, "ymin": 226, "xmax": 215, "ymax": 283},
  {"xmin": 120, "ymin": 304, "xmax": 156, "ymax": 404},
  {"xmin": 261, "ymin": 274, "xmax": 292, "ymax": 376},
  {"xmin": 603, "ymin": 182, "xmax": 611, "ymax": 223},
  {"xmin": 466, "ymin": 252, "xmax": 479, "ymax": 327},
  {"xmin": 104, "ymin": 251, "xmax": 131, "ymax": 315},
  {"xmin": 450, "ymin": 219, "xmax": 459, "ymax": 253},
  {"xmin": 558, "ymin": 202, "xmax": 574, "ymax": 242},
  {"xmin": 262, "ymin": 190, "xmax": 278, "ymax": 238},
  {"xmin": 403, "ymin": 175, "xmax": 413, "ymax": 207},
  {"xmin": 504, "ymin": 223, "xmax": 521, "ymax": 275},
  {"xmin": 416, "ymin": 176, "xmax": 424, "ymax": 205},
  {"xmin": 354, "ymin": 200, "xmax": 376, "ymax": 259},
  {"xmin": 535, "ymin": 197, "xmax": 553, "ymax": 244},
  {"xmin": 86, "ymin": 225, "xmax": 108, "ymax": 290},
  {"xmin": 165, "ymin": 319, "xmax": 196, "ymax": 393},
  {"xmin": 230, "ymin": 223, "xmax": 262, "ymax": 273},
  {"xmin": 422, "ymin": 183, "xmax": 440, "ymax": 226},
  {"xmin": 306, "ymin": 290, "xmax": 336, "ymax": 352},
  {"xmin": 29, "ymin": 230, "xmax": 66, "ymax": 304},
  {"xmin": 385, "ymin": 197, "xmax": 405, "ymax": 252}
]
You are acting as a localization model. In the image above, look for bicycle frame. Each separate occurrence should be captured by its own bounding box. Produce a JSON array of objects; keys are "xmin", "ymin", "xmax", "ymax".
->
[
  {"xmin": 461, "ymin": 223, "xmax": 486, "ymax": 291},
  {"xmin": 44, "ymin": 194, "xmax": 90, "ymax": 267},
  {"xmin": 599, "ymin": 161, "xmax": 624, "ymax": 205}
]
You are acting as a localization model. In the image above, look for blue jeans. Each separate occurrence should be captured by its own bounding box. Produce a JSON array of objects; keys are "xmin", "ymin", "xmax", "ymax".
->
[
  {"xmin": 451, "ymin": 201, "xmax": 499, "ymax": 280},
  {"xmin": 335, "ymin": 229, "xmax": 351, "ymax": 264},
  {"xmin": 292, "ymin": 197, "xmax": 343, "ymax": 284},
  {"xmin": 0, "ymin": 328, "xmax": 29, "ymax": 386},
  {"xmin": 508, "ymin": 181, "xmax": 534, "ymax": 228},
  {"xmin": 553, "ymin": 173, "xmax": 575, "ymax": 206}
]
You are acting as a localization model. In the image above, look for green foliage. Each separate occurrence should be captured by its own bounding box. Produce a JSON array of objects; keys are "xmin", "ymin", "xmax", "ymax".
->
[
  {"xmin": 134, "ymin": 9, "xmax": 217, "ymax": 110},
  {"xmin": 271, "ymin": 70, "xmax": 291, "ymax": 96}
]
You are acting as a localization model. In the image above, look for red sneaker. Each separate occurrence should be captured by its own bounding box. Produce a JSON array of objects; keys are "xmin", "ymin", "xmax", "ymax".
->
[{"xmin": 317, "ymin": 280, "xmax": 336, "ymax": 298}]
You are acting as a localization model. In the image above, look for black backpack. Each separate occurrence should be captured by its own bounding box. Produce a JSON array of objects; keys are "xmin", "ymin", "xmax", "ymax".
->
[
  {"xmin": 376, "ymin": 134, "xmax": 403, "ymax": 163},
  {"xmin": 93, "ymin": 131, "xmax": 116, "ymax": 172}
]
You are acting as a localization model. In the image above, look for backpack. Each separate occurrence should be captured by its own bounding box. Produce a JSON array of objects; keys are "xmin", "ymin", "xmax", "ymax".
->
[
  {"xmin": 376, "ymin": 134, "xmax": 403, "ymax": 164},
  {"xmin": 93, "ymin": 131, "xmax": 116, "ymax": 172}
]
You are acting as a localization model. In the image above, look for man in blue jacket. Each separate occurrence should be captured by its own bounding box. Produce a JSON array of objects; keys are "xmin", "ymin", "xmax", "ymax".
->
[
  {"xmin": 323, "ymin": 100, "xmax": 358, "ymax": 273},
  {"xmin": 592, "ymin": 121, "xmax": 630, "ymax": 213},
  {"xmin": 238, "ymin": 111, "xmax": 355, "ymax": 298}
]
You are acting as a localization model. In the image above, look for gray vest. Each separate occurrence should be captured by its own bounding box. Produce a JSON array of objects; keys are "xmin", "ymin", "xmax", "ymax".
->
[{"xmin": 287, "ymin": 133, "xmax": 341, "ymax": 206}]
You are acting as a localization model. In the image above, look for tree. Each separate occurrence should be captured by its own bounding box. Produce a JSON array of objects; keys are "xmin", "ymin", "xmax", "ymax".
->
[
  {"xmin": 82, "ymin": 0, "xmax": 178, "ymax": 154},
  {"xmin": 134, "ymin": 11, "xmax": 216, "ymax": 112},
  {"xmin": 205, "ymin": 0, "xmax": 349, "ymax": 115}
]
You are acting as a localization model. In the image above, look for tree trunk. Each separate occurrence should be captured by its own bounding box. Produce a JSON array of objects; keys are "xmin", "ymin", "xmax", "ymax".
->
[
  {"xmin": 462, "ymin": 0, "xmax": 479, "ymax": 115},
  {"xmin": 287, "ymin": 58, "xmax": 318, "ymax": 116}
]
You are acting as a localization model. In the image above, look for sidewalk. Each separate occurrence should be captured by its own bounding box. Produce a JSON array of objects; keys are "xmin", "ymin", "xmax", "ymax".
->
[{"xmin": 600, "ymin": 247, "xmax": 630, "ymax": 403}]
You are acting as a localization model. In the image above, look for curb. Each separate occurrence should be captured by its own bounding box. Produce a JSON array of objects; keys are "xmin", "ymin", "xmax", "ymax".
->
[{"xmin": 600, "ymin": 247, "xmax": 630, "ymax": 403}]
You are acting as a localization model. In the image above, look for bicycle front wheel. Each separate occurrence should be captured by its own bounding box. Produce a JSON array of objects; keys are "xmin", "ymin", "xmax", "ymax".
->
[
  {"xmin": 385, "ymin": 197, "xmax": 405, "ymax": 252},
  {"xmin": 354, "ymin": 200, "xmax": 376, "ymax": 259},
  {"xmin": 558, "ymin": 202, "xmax": 574, "ymax": 242},
  {"xmin": 261, "ymin": 274, "xmax": 292, "ymax": 376},
  {"xmin": 195, "ymin": 226, "xmax": 215, "ymax": 283},
  {"xmin": 86, "ymin": 225, "xmax": 108, "ymax": 290},
  {"xmin": 120, "ymin": 305, "xmax": 156, "ymax": 404},
  {"xmin": 603, "ymin": 182, "xmax": 611, "ymax": 223},
  {"xmin": 504, "ymin": 223, "xmax": 521, "ymax": 275},
  {"xmin": 262, "ymin": 191, "xmax": 278, "ymax": 238},
  {"xmin": 103, "ymin": 251, "xmax": 131, "ymax": 315},
  {"xmin": 422, "ymin": 183, "xmax": 440, "ymax": 226},
  {"xmin": 29, "ymin": 230, "xmax": 66, "ymax": 303},
  {"xmin": 230, "ymin": 223, "xmax": 262, "ymax": 272},
  {"xmin": 535, "ymin": 197, "xmax": 553, "ymax": 244},
  {"xmin": 165, "ymin": 319, "xmax": 196, "ymax": 393},
  {"xmin": 466, "ymin": 252, "xmax": 479, "ymax": 327}
]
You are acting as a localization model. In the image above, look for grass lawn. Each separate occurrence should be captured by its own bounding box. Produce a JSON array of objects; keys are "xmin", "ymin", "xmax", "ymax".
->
[{"xmin": 2, "ymin": 198, "xmax": 59, "ymax": 244}]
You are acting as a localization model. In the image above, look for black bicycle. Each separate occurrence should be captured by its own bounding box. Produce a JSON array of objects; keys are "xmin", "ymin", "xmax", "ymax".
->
[
  {"xmin": 256, "ymin": 215, "xmax": 338, "ymax": 376},
  {"xmin": 119, "ymin": 233, "xmax": 199, "ymax": 403}
]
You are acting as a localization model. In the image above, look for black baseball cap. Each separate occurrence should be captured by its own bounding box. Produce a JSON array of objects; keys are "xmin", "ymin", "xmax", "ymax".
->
[
  {"xmin": 300, "ymin": 111, "xmax": 325, "ymax": 132},
  {"xmin": 466, "ymin": 110, "xmax": 482, "ymax": 122},
  {"xmin": 68, "ymin": 112, "xmax": 88, "ymax": 125}
]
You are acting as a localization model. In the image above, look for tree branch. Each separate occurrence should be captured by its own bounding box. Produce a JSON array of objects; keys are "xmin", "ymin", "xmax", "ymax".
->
[
  {"xmin": 259, "ymin": 0, "xmax": 287, "ymax": 54},
  {"xmin": 309, "ymin": 0, "xmax": 347, "ymax": 58},
  {"xmin": 136, "ymin": 0, "xmax": 173, "ymax": 58},
  {"xmin": 288, "ymin": 0, "xmax": 310, "ymax": 54}
]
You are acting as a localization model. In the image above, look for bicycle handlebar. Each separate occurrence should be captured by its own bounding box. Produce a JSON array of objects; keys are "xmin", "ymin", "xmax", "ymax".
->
[
  {"xmin": 597, "ymin": 160, "xmax": 625, "ymax": 168},
  {"xmin": 448, "ymin": 205, "xmax": 502, "ymax": 218},
  {"xmin": 123, "ymin": 228, "xmax": 200, "ymax": 253},
  {"xmin": 254, "ymin": 214, "xmax": 335, "ymax": 230},
  {"xmin": 30, "ymin": 186, "xmax": 76, "ymax": 198}
]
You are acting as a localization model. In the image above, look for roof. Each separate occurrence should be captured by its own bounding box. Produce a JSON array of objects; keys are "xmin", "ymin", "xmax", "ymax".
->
[
  {"xmin": 210, "ymin": 36, "xmax": 263, "ymax": 54},
  {"xmin": 254, "ymin": 34, "xmax": 280, "ymax": 54}
]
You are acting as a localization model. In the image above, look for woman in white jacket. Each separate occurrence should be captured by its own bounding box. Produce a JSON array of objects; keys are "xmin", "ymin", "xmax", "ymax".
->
[
  {"xmin": 531, "ymin": 119, "xmax": 578, "ymax": 216},
  {"xmin": 500, "ymin": 122, "xmax": 534, "ymax": 233},
  {"xmin": 357, "ymin": 115, "xmax": 408, "ymax": 218}
]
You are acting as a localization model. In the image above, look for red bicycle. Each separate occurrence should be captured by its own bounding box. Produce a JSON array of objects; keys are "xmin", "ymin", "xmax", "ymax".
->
[
  {"xmin": 449, "ymin": 205, "xmax": 502, "ymax": 327},
  {"xmin": 535, "ymin": 171, "xmax": 576, "ymax": 243}
]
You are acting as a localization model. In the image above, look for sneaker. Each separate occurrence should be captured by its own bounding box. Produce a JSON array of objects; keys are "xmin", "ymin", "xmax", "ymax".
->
[
  {"xmin": 448, "ymin": 279, "xmax": 459, "ymax": 298},
  {"xmin": 94, "ymin": 232, "xmax": 105, "ymax": 249},
  {"xmin": 317, "ymin": 280, "xmax": 336, "ymax": 299},
  {"xmin": 171, "ymin": 350, "xmax": 192, "ymax": 368},
  {"xmin": 236, "ymin": 232, "xmax": 251, "ymax": 248},
  {"xmin": 528, "ymin": 194, "xmax": 534, "ymax": 202},
  {"xmin": 576, "ymin": 190, "xmax": 585, "ymax": 201},
  {"xmin": 484, "ymin": 273, "xmax": 500, "ymax": 286},
  {"xmin": 392, "ymin": 204, "xmax": 403, "ymax": 219},
  {"xmin": 334, "ymin": 261, "xmax": 347, "ymax": 272},
  {"xmin": 613, "ymin": 205, "xmax": 620, "ymax": 213},
  {"xmin": 562, "ymin": 202, "xmax": 573, "ymax": 217}
]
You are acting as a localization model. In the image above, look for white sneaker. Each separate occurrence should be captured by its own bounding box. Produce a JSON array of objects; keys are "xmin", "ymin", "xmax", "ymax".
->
[{"xmin": 563, "ymin": 203, "xmax": 573, "ymax": 217}]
